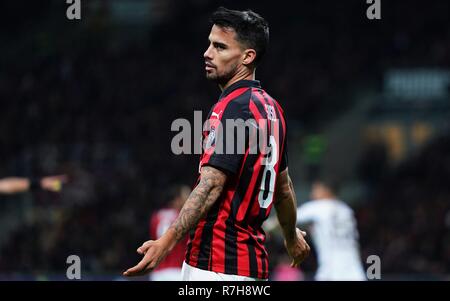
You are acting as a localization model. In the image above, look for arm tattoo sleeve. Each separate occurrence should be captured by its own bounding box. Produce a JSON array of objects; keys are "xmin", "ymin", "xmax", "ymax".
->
[{"xmin": 169, "ymin": 166, "xmax": 226, "ymax": 242}]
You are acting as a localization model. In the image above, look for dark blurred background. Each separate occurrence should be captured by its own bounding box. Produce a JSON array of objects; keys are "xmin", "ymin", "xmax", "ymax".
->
[{"xmin": 0, "ymin": 0, "xmax": 449, "ymax": 280}]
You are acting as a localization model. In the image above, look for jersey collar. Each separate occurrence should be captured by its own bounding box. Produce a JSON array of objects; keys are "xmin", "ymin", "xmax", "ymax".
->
[{"xmin": 219, "ymin": 80, "xmax": 261, "ymax": 100}]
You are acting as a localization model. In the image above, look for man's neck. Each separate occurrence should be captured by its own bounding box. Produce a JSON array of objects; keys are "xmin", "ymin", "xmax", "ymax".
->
[{"xmin": 219, "ymin": 69, "xmax": 255, "ymax": 92}]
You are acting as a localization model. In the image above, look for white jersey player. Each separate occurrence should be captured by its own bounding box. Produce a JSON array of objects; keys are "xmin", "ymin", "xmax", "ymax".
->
[{"xmin": 297, "ymin": 180, "xmax": 366, "ymax": 281}]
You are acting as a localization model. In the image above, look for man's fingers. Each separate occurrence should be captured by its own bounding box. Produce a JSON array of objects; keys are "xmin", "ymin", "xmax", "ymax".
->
[
  {"xmin": 142, "ymin": 241, "xmax": 154, "ymax": 249},
  {"xmin": 291, "ymin": 253, "xmax": 304, "ymax": 267},
  {"xmin": 137, "ymin": 244, "xmax": 150, "ymax": 254},
  {"xmin": 125, "ymin": 240, "xmax": 166, "ymax": 276},
  {"xmin": 291, "ymin": 258, "xmax": 298, "ymax": 268},
  {"xmin": 136, "ymin": 241, "xmax": 154, "ymax": 254},
  {"xmin": 291, "ymin": 254, "xmax": 306, "ymax": 268},
  {"xmin": 123, "ymin": 258, "xmax": 152, "ymax": 277},
  {"xmin": 290, "ymin": 246, "xmax": 310, "ymax": 268},
  {"xmin": 296, "ymin": 228, "xmax": 307, "ymax": 237},
  {"xmin": 291, "ymin": 257, "xmax": 302, "ymax": 268},
  {"xmin": 297, "ymin": 228, "xmax": 306, "ymax": 237},
  {"xmin": 123, "ymin": 265, "xmax": 144, "ymax": 276}
]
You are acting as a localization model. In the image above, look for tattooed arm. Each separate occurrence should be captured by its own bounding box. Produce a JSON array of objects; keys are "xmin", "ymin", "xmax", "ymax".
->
[
  {"xmin": 273, "ymin": 168, "xmax": 310, "ymax": 267},
  {"xmin": 168, "ymin": 166, "xmax": 227, "ymax": 241},
  {"xmin": 123, "ymin": 166, "xmax": 227, "ymax": 276}
]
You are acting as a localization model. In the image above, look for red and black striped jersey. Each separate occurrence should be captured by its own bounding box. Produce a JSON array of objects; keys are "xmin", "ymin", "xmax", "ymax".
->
[{"xmin": 185, "ymin": 80, "xmax": 288, "ymax": 279}]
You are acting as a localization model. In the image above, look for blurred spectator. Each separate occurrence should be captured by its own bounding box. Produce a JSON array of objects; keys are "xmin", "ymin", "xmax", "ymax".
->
[
  {"xmin": 0, "ymin": 175, "xmax": 67, "ymax": 194},
  {"xmin": 148, "ymin": 184, "xmax": 191, "ymax": 281}
]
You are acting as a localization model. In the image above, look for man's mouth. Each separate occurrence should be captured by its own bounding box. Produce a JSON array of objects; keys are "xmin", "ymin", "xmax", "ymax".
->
[{"xmin": 205, "ymin": 62, "xmax": 215, "ymax": 71}]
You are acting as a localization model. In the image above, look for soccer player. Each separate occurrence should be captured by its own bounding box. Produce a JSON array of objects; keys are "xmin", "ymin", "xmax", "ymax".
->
[
  {"xmin": 296, "ymin": 179, "xmax": 366, "ymax": 281},
  {"xmin": 0, "ymin": 175, "xmax": 67, "ymax": 195},
  {"xmin": 124, "ymin": 7, "xmax": 310, "ymax": 281},
  {"xmin": 148, "ymin": 185, "xmax": 191, "ymax": 281}
]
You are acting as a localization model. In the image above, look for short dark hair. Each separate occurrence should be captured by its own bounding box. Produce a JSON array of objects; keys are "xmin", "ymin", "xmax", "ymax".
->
[{"xmin": 210, "ymin": 7, "xmax": 269, "ymax": 66}]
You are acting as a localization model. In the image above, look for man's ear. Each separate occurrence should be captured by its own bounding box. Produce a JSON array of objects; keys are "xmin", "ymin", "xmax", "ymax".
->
[{"xmin": 242, "ymin": 49, "xmax": 257, "ymax": 66}]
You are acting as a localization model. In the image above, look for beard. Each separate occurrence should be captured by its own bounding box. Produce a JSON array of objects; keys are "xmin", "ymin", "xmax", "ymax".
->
[{"xmin": 206, "ymin": 62, "xmax": 238, "ymax": 86}]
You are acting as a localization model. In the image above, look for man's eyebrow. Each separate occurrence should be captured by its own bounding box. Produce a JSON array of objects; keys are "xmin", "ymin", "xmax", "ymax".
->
[{"xmin": 213, "ymin": 41, "xmax": 228, "ymax": 48}]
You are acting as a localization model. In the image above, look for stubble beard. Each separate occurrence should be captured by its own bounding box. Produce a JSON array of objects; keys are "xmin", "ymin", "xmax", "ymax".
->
[{"xmin": 206, "ymin": 63, "xmax": 238, "ymax": 86}]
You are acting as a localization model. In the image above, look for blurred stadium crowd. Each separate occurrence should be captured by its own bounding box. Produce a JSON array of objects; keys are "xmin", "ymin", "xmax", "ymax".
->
[{"xmin": 0, "ymin": 0, "xmax": 449, "ymax": 280}]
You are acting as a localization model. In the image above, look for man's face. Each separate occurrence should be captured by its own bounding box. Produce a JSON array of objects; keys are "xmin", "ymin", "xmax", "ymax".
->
[
  {"xmin": 310, "ymin": 182, "xmax": 327, "ymax": 200},
  {"xmin": 204, "ymin": 25, "xmax": 244, "ymax": 84}
]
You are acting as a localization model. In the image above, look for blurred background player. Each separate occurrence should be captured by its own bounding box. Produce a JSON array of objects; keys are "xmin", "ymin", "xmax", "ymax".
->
[
  {"xmin": 0, "ymin": 175, "xmax": 67, "ymax": 195},
  {"xmin": 297, "ymin": 179, "xmax": 366, "ymax": 281},
  {"xmin": 148, "ymin": 184, "xmax": 191, "ymax": 281}
]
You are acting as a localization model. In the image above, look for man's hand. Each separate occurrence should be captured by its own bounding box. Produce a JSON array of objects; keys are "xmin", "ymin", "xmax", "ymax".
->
[
  {"xmin": 284, "ymin": 228, "xmax": 310, "ymax": 268},
  {"xmin": 123, "ymin": 166, "xmax": 226, "ymax": 277},
  {"xmin": 123, "ymin": 239, "xmax": 170, "ymax": 277}
]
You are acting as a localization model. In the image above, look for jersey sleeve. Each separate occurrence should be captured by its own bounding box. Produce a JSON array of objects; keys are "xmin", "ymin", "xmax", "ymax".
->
[{"xmin": 203, "ymin": 100, "xmax": 250, "ymax": 175}]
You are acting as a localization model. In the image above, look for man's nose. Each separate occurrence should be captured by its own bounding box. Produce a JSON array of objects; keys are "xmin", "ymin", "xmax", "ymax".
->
[{"xmin": 204, "ymin": 45, "xmax": 213, "ymax": 60}]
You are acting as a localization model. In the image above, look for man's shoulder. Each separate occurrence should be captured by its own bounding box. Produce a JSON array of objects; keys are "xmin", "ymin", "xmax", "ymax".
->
[
  {"xmin": 221, "ymin": 86, "xmax": 283, "ymax": 117},
  {"xmin": 229, "ymin": 86, "xmax": 254, "ymax": 105},
  {"xmin": 219, "ymin": 88, "xmax": 253, "ymax": 116},
  {"xmin": 249, "ymin": 87, "xmax": 284, "ymax": 111}
]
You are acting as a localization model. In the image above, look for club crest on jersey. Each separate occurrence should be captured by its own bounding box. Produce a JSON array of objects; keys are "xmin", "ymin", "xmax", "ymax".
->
[{"xmin": 205, "ymin": 126, "xmax": 216, "ymax": 149}]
